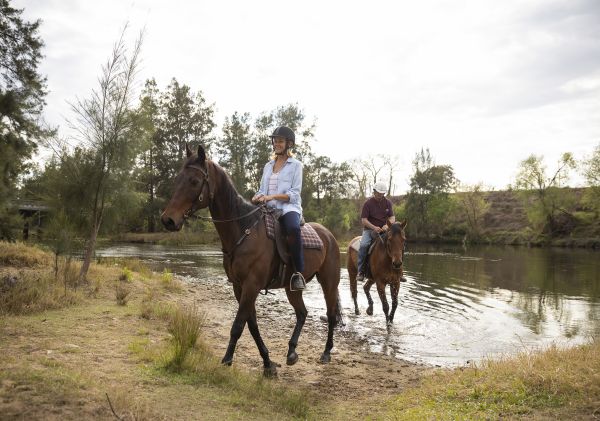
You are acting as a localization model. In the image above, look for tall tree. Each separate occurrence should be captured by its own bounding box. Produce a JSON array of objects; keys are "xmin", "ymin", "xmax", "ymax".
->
[
  {"xmin": 515, "ymin": 153, "xmax": 576, "ymax": 235},
  {"xmin": 154, "ymin": 79, "xmax": 216, "ymax": 200},
  {"xmin": 0, "ymin": 0, "xmax": 51, "ymax": 238},
  {"xmin": 456, "ymin": 183, "xmax": 490, "ymax": 240},
  {"xmin": 131, "ymin": 79, "xmax": 161, "ymax": 231},
  {"xmin": 581, "ymin": 142, "xmax": 600, "ymax": 215},
  {"xmin": 217, "ymin": 112, "xmax": 252, "ymax": 195},
  {"xmin": 69, "ymin": 28, "xmax": 143, "ymax": 282},
  {"xmin": 405, "ymin": 148, "xmax": 457, "ymax": 237}
]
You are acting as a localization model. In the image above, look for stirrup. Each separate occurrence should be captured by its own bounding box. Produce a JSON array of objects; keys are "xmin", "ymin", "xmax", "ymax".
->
[
  {"xmin": 356, "ymin": 272, "xmax": 365, "ymax": 282},
  {"xmin": 290, "ymin": 272, "xmax": 306, "ymax": 291}
]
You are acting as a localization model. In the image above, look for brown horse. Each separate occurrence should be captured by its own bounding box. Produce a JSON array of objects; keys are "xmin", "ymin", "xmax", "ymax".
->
[
  {"xmin": 161, "ymin": 145, "xmax": 341, "ymax": 376},
  {"xmin": 347, "ymin": 220, "xmax": 407, "ymax": 327}
]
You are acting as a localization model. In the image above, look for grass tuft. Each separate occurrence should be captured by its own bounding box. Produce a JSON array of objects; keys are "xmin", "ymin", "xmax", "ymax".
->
[
  {"xmin": 160, "ymin": 268, "xmax": 182, "ymax": 292},
  {"xmin": 0, "ymin": 241, "xmax": 52, "ymax": 267},
  {"xmin": 115, "ymin": 282, "xmax": 131, "ymax": 306},
  {"xmin": 164, "ymin": 304, "xmax": 204, "ymax": 370},
  {"xmin": 388, "ymin": 340, "xmax": 600, "ymax": 419}
]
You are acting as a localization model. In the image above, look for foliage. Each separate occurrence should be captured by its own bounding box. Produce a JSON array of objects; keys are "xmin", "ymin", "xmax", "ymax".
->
[
  {"xmin": 0, "ymin": 0, "xmax": 52, "ymax": 239},
  {"xmin": 115, "ymin": 282, "xmax": 130, "ymax": 306},
  {"xmin": 581, "ymin": 142, "xmax": 600, "ymax": 214},
  {"xmin": 153, "ymin": 78, "xmax": 216, "ymax": 202},
  {"xmin": 216, "ymin": 112, "xmax": 252, "ymax": 195},
  {"xmin": 514, "ymin": 153, "xmax": 577, "ymax": 235},
  {"xmin": 389, "ymin": 341, "xmax": 600, "ymax": 420},
  {"xmin": 164, "ymin": 304, "xmax": 205, "ymax": 370},
  {"xmin": 0, "ymin": 242, "xmax": 82, "ymax": 315},
  {"xmin": 455, "ymin": 183, "xmax": 490, "ymax": 240},
  {"xmin": 405, "ymin": 148, "xmax": 457, "ymax": 238},
  {"xmin": 66, "ymin": 28, "xmax": 144, "ymax": 282}
]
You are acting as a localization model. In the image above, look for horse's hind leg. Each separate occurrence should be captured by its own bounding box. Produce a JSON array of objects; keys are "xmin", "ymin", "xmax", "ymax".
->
[
  {"xmin": 285, "ymin": 290, "xmax": 307, "ymax": 366},
  {"xmin": 364, "ymin": 279, "xmax": 375, "ymax": 316},
  {"xmin": 348, "ymin": 250, "xmax": 360, "ymax": 315},
  {"xmin": 317, "ymin": 275, "xmax": 340, "ymax": 364}
]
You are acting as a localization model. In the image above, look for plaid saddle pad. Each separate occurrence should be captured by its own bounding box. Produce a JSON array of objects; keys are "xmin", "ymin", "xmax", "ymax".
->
[{"xmin": 264, "ymin": 212, "xmax": 323, "ymax": 250}]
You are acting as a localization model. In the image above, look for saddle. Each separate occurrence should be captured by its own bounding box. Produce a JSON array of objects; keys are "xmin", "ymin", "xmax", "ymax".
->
[
  {"xmin": 349, "ymin": 231, "xmax": 387, "ymax": 278},
  {"xmin": 263, "ymin": 208, "xmax": 323, "ymax": 289}
]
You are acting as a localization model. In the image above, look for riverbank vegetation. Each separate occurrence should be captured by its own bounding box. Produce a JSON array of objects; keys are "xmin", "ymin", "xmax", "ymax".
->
[
  {"xmin": 2, "ymin": 240, "xmax": 598, "ymax": 419},
  {"xmin": 388, "ymin": 340, "xmax": 600, "ymax": 419},
  {"xmin": 3, "ymin": 1, "xmax": 599, "ymax": 252},
  {"xmin": 0, "ymin": 241, "xmax": 315, "ymax": 419}
]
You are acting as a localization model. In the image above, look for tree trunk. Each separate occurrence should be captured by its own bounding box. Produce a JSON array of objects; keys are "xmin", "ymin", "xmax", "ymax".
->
[
  {"xmin": 148, "ymin": 148, "xmax": 155, "ymax": 232},
  {"xmin": 79, "ymin": 222, "xmax": 99, "ymax": 284}
]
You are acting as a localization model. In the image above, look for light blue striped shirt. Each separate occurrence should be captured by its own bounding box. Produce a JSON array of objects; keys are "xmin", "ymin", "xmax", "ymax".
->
[{"xmin": 256, "ymin": 157, "xmax": 303, "ymax": 216}]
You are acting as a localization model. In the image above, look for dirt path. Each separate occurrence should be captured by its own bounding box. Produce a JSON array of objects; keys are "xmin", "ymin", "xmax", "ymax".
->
[
  {"xmin": 184, "ymin": 280, "xmax": 430, "ymax": 408},
  {"xmin": 0, "ymin": 271, "xmax": 431, "ymax": 420}
]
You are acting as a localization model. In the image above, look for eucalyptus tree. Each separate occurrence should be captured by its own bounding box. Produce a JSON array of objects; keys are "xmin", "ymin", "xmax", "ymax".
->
[
  {"xmin": 581, "ymin": 142, "xmax": 600, "ymax": 214},
  {"xmin": 153, "ymin": 79, "xmax": 216, "ymax": 201},
  {"xmin": 131, "ymin": 79, "xmax": 161, "ymax": 231},
  {"xmin": 405, "ymin": 148, "xmax": 457, "ymax": 237},
  {"xmin": 217, "ymin": 112, "xmax": 252, "ymax": 195},
  {"xmin": 515, "ymin": 153, "xmax": 576, "ymax": 235},
  {"xmin": 0, "ymin": 0, "xmax": 52, "ymax": 238}
]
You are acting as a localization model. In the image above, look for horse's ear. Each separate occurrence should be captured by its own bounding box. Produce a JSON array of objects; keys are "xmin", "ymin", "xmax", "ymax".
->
[
  {"xmin": 197, "ymin": 145, "xmax": 206, "ymax": 164},
  {"xmin": 400, "ymin": 220, "xmax": 407, "ymax": 229},
  {"xmin": 186, "ymin": 143, "xmax": 193, "ymax": 158}
]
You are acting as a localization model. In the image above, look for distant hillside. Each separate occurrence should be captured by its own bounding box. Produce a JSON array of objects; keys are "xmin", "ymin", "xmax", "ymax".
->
[{"xmin": 390, "ymin": 188, "xmax": 600, "ymax": 248}]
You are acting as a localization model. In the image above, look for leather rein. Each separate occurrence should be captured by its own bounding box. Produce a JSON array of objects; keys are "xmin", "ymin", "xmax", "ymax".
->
[{"xmin": 183, "ymin": 163, "xmax": 263, "ymax": 260}]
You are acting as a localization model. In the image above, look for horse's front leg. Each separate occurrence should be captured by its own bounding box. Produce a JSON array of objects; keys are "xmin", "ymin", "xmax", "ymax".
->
[
  {"xmin": 247, "ymin": 308, "xmax": 278, "ymax": 377},
  {"xmin": 389, "ymin": 278, "xmax": 401, "ymax": 324},
  {"xmin": 363, "ymin": 279, "xmax": 375, "ymax": 315},
  {"xmin": 221, "ymin": 285, "xmax": 259, "ymax": 367},
  {"xmin": 376, "ymin": 280, "xmax": 391, "ymax": 327}
]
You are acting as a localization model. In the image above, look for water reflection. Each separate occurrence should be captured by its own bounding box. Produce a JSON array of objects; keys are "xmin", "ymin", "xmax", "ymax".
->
[{"xmin": 95, "ymin": 242, "xmax": 600, "ymax": 367}]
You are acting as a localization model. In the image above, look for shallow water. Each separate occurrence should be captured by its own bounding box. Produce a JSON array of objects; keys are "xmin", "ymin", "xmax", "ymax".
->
[{"xmin": 95, "ymin": 242, "xmax": 600, "ymax": 367}]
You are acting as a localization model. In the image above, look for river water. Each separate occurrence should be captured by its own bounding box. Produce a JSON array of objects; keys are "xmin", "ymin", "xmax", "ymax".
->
[{"xmin": 95, "ymin": 242, "xmax": 600, "ymax": 367}]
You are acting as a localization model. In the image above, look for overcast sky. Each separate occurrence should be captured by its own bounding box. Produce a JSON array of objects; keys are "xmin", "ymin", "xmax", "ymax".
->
[{"xmin": 17, "ymin": 0, "xmax": 600, "ymax": 193}]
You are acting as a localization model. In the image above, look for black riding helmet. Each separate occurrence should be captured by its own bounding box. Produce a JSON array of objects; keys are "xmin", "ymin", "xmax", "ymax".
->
[{"xmin": 269, "ymin": 126, "xmax": 295, "ymax": 145}]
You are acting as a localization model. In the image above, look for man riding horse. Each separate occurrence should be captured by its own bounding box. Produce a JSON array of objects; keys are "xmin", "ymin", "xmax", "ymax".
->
[{"xmin": 356, "ymin": 181, "xmax": 396, "ymax": 282}]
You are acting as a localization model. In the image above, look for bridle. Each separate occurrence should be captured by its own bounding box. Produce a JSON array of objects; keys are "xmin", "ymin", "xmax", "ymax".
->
[
  {"xmin": 183, "ymin": 163, "xmax": 262, "ymax": 224},
  {"xmin": 378, "ymin": 227, "xmax": 406, "ymax": 270}
]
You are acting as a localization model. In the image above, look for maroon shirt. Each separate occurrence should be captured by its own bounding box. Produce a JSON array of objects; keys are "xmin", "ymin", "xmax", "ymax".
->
[{"xmin": 360, "ymin": 197, "xmax": 394, "ymax": 228}]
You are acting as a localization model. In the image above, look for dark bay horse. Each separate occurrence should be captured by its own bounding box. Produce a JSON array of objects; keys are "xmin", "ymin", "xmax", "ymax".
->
[
  {"xmin": 161, "ymin": 145, "xmax": 341, "ymax": 376},
  {"xmin": 347, "ymin": 220, "xmax": 407, "ymax": 327}
]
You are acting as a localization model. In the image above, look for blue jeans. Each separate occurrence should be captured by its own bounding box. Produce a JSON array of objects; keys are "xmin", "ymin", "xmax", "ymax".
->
[
  {"xmin": 280, "ymin": 211, "xmax": 304, "ymax": 273},
  {"xmin": 357, "ymin": 229, "xmax": 373, "ymax": 274}
]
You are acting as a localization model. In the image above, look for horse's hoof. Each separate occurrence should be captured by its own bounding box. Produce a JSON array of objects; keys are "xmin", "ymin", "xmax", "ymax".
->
[
  {"xmin": 366, "ymin": 306, "xmax": 373, "ymax": 316},
  {"xmin": 354, "ymin": 309, "xmax": 360, "ymax": 315},
  {"xmin": 286, "ymin": 351, "xmax": 299, "ymax": 366},
  {"xmin": 263, "ymin": 362, "xmax": 278, "ymax": 378},
  {"xmin": 221, "ymin": 357, "xmax": 233, "ymax": 366},
  {"xmin": 319, "ymin": 352, "xmax": 331, "ymax": 364}
]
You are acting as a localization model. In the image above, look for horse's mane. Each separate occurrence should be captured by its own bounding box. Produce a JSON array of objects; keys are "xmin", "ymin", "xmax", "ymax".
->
[{"xmin": 205, "ymin": 159, "xmax": 261, "ymax": 231}]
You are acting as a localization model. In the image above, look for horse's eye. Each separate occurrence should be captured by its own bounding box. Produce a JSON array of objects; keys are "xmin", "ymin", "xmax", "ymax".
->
[{"xmin": 189, "ymin": 177, "xmax": 199, "ymax": 186}]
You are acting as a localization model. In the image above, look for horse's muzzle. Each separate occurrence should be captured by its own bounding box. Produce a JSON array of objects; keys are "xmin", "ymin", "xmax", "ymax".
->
[
  {"xmin": 392, "ymin": 261, "xmax": 403, "ymax": 270},
  {"xmin": 161, "ymin": 214, "xmax": 182, "ymax": 231}
]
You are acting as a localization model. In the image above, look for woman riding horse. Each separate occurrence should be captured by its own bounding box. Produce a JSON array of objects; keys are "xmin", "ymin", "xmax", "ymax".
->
[
  {"xmin": 160, "ymin": 142, "xmax": 341, "ymax": 376},
  {"xmin": 251, "ymin": 126, "xmax": 306, "ymax": 291}
]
